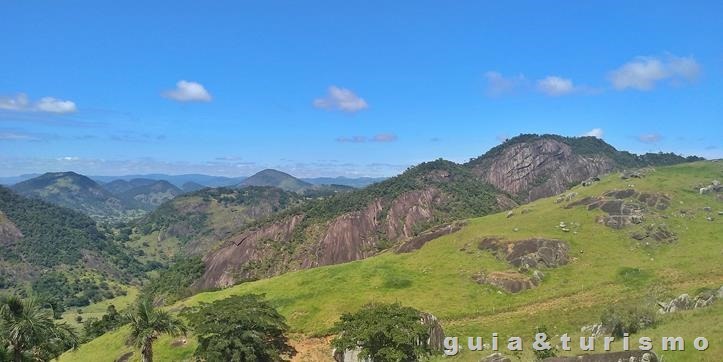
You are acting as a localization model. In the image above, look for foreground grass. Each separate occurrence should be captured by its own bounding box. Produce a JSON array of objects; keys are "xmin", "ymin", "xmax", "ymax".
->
[{"xmin": 62, "ymin": 161, "xmax": 723, "ymax": 361}]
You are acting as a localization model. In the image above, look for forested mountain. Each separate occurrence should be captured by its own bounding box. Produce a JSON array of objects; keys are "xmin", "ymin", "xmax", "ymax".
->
[
  {"xmin": 196, "ymin": 134, "xmax": 702, "ymax": 289},
  {"xmin": 12, "ymin": 172, "xmax": 145, "ymax": 222},
  {"xmin": 0, "ymin": 186, "xmax": 143, "ymax": 308}
]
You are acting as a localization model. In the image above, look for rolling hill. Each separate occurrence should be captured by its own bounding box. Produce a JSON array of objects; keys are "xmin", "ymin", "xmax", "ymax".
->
[
  {"xmin": 237, "ymin": 169, "xmax": 315, "ymax": 192},
  {"xmin": 195, "ymin": 135, "xmax": 700, "ymax": 289},
  {"xmin": 127, "ymin": 186, "xmax": 305, "ymax": 261},
  {"xmin": 0, "ymin": 186, "xmax": 143, "ymax": 307},
  {"xmin": 62, "ymin": 160, "xmax": 723, "ymax": 361},
  {"xmin": 12, "ymin": 172, "xmax": 146, "ymax": 222}
]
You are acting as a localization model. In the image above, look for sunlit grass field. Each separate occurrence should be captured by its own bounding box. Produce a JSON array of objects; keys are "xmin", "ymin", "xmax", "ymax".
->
[{"xmin": 61, "ymin": 161, "xmax": 723, "ymax": 361}]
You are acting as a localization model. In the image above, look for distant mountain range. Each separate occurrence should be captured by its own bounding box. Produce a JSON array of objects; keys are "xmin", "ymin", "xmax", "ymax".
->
[{"xmin": 0, "ymin": 173, "xmax": 385, "ymax": 189}]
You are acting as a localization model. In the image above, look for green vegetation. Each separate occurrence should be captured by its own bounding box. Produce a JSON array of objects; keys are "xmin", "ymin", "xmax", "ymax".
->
[
  {"xmin": 182, "ymin": 294, "xmax": 295, "ymax": 361},
  {"xmin": 331, "ymin": 303, "xmax": 433, "ymax": 361},
  {"xmin": 82, "ymin": 304, "xmax": 126, "ymax": 340},
  {"xmin": 11, "ymin": 172, "xmax": 146, "ymax": 223},
  {"xmin": 0, "ymin": 187, "xmax": 143, "ymax": 306},
  {"xmin": 0, "ymin": 295, "xmax": 79, "ymax": 361},
  {"xmin": 600, "ymin": 303, "xmax": 657, "ymax": 337},
  {"xmin": 141, "ymin": 257, "xmax": 205, "ymax": 304},
  {"xmin": 61, "ymin": 161, "xmax": 723, "ymax": 361},
  {"xmin": 126, "ymin": 299, "xmax": 187, "ymax": 362}
]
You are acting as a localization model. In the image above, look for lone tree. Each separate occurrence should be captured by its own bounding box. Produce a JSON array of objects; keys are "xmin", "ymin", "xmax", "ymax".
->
[
  {"xmin": 331, "ymin": 303, "xmax": 432, "ymax": 362},
  {"xmin": 0, "ymin": 295, "xmax": 78, "ymax": 362},
  {"xmin": 126, "ymin": 299, "xmax": 186, "ymax": 362},
  {"xmin": 182, "ymin": 294, "xmax": 296, "ymax": 362}
]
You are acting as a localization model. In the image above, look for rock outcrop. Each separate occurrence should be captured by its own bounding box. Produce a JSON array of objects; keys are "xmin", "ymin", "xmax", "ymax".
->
[
  {"xmin": 0, "ymin": 211, "xmax": 22, "ymax": 247},
  {"xmin": 478, "ymin": 237, "xmax": 570, "ymax": 270},
  {"xmin": 469, "ymin": 137, "xmax": 616, "ymax": 202},
  {"xmin": 197, "ymin": 187, "xmax": 455, "ymax": 289}
]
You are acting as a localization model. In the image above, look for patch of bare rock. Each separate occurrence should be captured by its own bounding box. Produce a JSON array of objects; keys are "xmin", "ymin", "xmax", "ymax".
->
[{"xmin": 473, "ymin": 237, "xmax": 569, "ymax": 293}]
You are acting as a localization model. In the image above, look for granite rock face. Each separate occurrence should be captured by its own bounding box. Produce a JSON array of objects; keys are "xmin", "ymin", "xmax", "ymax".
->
[{"xmin": 470, "ymin": 138, "xmax": 616, "ymax": 202}]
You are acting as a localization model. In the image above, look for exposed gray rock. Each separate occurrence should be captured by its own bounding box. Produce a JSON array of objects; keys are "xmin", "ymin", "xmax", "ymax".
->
[
  {"xmin": 482, "ymin": 352, "xmax": 512, "ymax": 362},
  {"xmin": 658, "ymin": 294, "xmax": 692, "ymax": 313},
  {"xmin": 580, "ymin": 323, "xmax": 609, "ymax": 338},
  {"xmin": 478, "ymin": 237, "xmax": 569, "ymax": 270}
]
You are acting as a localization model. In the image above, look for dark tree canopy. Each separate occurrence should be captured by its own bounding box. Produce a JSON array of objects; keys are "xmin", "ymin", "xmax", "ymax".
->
[
  {"xmin": 182, "ymin": 294, "xmax": 295, "ymax": 362},
  {"xmin": 331, "ymin": 303, "xmax": 432, "ymax": 362}
]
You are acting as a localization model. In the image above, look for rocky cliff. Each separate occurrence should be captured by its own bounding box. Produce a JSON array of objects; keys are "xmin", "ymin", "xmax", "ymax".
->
[
  {"xmin": 470, "ymin": 137, "xmax": 616, "ymax": 202},
  {"xmin": 195, "ymin": 135, "xmax": 699, "ymax": 289}
]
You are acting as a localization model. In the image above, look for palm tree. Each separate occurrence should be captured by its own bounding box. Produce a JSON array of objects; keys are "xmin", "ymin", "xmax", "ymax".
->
[
  {"xmin": 126, "ymin": 299, "xmax": 186, "ymax": 362},
  {"xmin": 0, "ymin": 295, "xmax": 78, "ymax": 362}
]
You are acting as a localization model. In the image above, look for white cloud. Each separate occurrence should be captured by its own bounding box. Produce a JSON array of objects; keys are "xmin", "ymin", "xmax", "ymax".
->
[
  {"xmin": 0, "ymin": 93, "xmax": 76, "ymax": 114},
  {"xmin": 313, "ymin": 86, "xmax": 368, "ymax": 113},
  {"xmin": 637, "ymin": 133, "xmax": 663, "ymax": 144},
  {"xmin": 35, "ymin": 97, "xmax": 77, "ymax": 113},
  {"xmin": 537, "ymin": 76, "xmax": 575, "ymax": 96},
  {"xmin": 608, "ymin": 54, "xmax": 700, "ymax": 91},
  {"xmin": 483, "ymin": 71, "xmax": 527, "ymax": 96},
  {"xmin": 581, "ymin": 128, "xmax": 604, "ymax": 138},
  {"xmin": 162, "ymin": 80, "xmax": 212, "ymax": 102}
]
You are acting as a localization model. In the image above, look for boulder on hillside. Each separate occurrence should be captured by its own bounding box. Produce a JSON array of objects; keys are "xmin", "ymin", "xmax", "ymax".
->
[
  {"xmin": 478, "ymin": 237, "xmax": 570, "ymax": 270},
  {"xmin": 482, "ymin": 352, "xmax": 512, "ymax": 362}
]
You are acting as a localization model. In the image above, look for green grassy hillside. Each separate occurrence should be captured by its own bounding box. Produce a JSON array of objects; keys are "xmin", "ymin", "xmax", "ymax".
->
[{"xmin": 62, "ymin": 161, "xmax": 722, "ymax": 361}]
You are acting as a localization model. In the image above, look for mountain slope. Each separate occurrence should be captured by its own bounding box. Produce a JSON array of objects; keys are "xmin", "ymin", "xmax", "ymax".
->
[
  {"xmin": 197, "ymin": 159, "xmax": 510, "ymax": 289},
  {"xmin": 129, "ymin": 186, "xmax": 304, "ymax": 260},
  {"xmin": 237, "ymin": 169, "xmax": 314, "ymax": 192},
  {"xmin": 0, "ymin": 186, "xmax": 143, "ymax": 306},
  {"xmin": 12, "ymin": 172, "xmax": 145, "ymax": 222},
  {"xmin": 63, "ymin": 161, "xmax": 723, "ymax": 361},
  {"xmin": 117, "ymin": 180, "xmax": 182, "ymax": 210},
  {"xmin": 195, "ymin": 135, "xmax": 700, "ymax": 289},
  {"xmin": 467, "ymin": 134, "xmax": 702, "ymax": 202}
]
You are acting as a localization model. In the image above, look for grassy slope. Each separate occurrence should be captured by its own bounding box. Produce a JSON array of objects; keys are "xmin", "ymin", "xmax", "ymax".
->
[
  {"xmin": 60, "ymin": 287, "xmax": 140, "ymax": 328},
  {"xmin": 62, "ymin": 162, "xmax": 723, "ymax": 361}
]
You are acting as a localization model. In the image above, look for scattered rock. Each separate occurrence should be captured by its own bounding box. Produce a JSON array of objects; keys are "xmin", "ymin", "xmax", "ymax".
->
[
  {"xmin": 703, "ymin": 206, "xmax": 712, "ymax": 212},
  {"xmin": 396, "ymin": 222, "xmax": 466, "ymax": 253},
  {"xmin": 580, "ymin": 323, "xmax": 609, "ymax": 338},
  {"xmin": 581, "ymin": 176, "xmax": 600, "ymax": 187},
  {"xmin": 699, "ymin": 179, "xmax": 722, "ymax": 194},
  {"xmin": 630, "ymin": 224, "xmax": 677, "ymax": 244},
  {"xmin": 706, "ymin": 216, "xmax": 714, "ymax": 222},
  {"xmin": 478, "ymin": 238, "xmax": 570, "ymax": 270},
  {"xmin": 521, "ymin": 208, "xmax": 532, "ymax": 214},
  {"xmin": 482, "ymin": 352, "xmax": 512, "ymax": 362},
  {"xmin": 658, "ymin": 294, "xmax": 692, "ymax": 313},
  {"xmin": 506, "ymin": 211, "xmax": 514, "ymax": 218},
  {"xmin": 531, "ymin": 270, "xmax": 545, "ymax": 284}
]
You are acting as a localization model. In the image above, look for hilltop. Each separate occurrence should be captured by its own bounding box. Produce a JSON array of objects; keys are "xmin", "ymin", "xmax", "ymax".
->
[
  {"xmin": 12, "ymin": 172, "xmax": 146, "ymax": 222},
  {"xmin": 63, "ymin": 161, "xmax": 723, "ymax": 361},
  {"xmin": 195, "ymin": 135, "xmax": 700, "ymax": 289},
  {"xmin": 238, "ymin": 169, "xmax": 314, "ymax": 192}
]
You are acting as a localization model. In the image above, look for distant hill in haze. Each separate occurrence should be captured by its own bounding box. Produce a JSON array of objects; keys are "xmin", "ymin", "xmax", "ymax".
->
[
  {"xmin": 12, "ymin": 172, "xmax": 146, "ymax": 222},
  {"xmin": 237, "ymin": 169, "xmax": 313, "ymax": 192},
  {"xmin": 181, "ymin": 181, "xmax": 206, "ymax": 193},
  {"xmin": 301, "ymin": 176, "xmax": 386, "ymax": 188},
  {"xmin": 91, "ymin": 174, "xmax": 246, "ymax": 188},
  {"xmin": 114, "ymin": 180, "xmax": 183, "ymax": 211}
]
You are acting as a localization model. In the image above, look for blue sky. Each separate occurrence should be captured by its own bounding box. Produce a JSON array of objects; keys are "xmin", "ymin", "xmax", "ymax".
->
[{"xmin": 1, "ymin": 1, "xmax": 721, "ymax": 177}]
